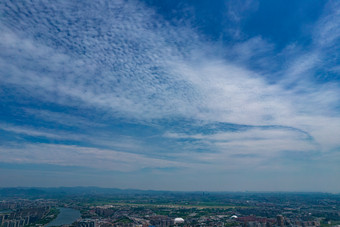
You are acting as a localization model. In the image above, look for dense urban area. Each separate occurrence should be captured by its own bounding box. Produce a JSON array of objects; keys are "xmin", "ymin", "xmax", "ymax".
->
[{"xmin": 0, "ymin": 188, "xmax": 339, "ymax": 227}]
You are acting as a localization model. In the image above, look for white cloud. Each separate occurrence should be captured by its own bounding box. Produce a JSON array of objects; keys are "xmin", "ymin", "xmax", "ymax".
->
[
  {"xmin": 0, "ymin": 143, "xmax": 187, "ymax": 172},
  {"xmin": 313, "ymin": 1, "xmax": 340, "ymax": 47},
  {"xmin": 164, "ymin": 126, "xmax": 318, "ymax": 171},
  {"xmin": 0, "ymin": 0, "xmax": 340, "ymax": 176},
  {"xmin": 23, "ymin": 108, "xmax": 105, "ymax": 128},
  {"xmin": 0, "ymin": 123, "xmax": 81, "ymax": 140}
]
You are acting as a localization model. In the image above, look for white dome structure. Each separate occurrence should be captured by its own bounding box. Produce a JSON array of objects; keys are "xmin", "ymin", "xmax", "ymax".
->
[
  {"xmin": 231, "ymin": 215, "xmax": 238, "ymax": 219},
  {"xmin": 174, "ymin": 217, "xmax": 185, "ymax": 224}
]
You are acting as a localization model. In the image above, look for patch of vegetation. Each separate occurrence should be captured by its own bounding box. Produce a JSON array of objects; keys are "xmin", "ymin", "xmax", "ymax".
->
[
  {"xmin": 31, "ymin": 208, "xmax": 60, "ymax": 226},
  {"xmin": 115, "ymin": 217, "xmax": 133, "ymax": 224}
]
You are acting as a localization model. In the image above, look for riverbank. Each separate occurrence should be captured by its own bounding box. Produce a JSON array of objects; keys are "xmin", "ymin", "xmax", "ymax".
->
[{"xmin": 45, "ymin": 208, "xmax": 81, "ymax": 227}]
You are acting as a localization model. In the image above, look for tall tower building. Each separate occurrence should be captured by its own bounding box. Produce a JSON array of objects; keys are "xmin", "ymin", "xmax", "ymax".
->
[{"xmin": 276, "ymin": 215, "xmax": 284, "ymax": 227}]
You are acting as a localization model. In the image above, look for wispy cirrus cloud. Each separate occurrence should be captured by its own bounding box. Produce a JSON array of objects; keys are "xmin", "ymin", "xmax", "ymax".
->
[
  {"xmin": 0, "ymin": 0, "xmax": 340, "ymax": 190},
  {"xmin": 0, "ymin": 143, "xmax": 189, "ymax": 172},
  {"xmin": 23, "ymin": 108, "xmax": 106, "ymax": 128},
  {"xmin": 0, "ymin": 123, "xmax": 82, "ymax": 140}
]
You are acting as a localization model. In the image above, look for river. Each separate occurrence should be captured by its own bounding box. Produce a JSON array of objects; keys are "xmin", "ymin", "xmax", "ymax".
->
[{"xmin": 45, "ymin": 207, "xmax": 81, "ymax": 227}]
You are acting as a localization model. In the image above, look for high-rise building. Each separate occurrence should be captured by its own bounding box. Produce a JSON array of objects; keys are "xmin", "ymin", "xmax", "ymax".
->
[{"xmin": 276, "ymin": 215, "xmax": 284, "ymax": 227}]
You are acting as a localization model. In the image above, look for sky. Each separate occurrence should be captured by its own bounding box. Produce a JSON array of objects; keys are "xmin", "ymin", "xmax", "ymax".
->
[{"xmin": 0, "ymin": 0, "xmax": 340, "ymax": 192}]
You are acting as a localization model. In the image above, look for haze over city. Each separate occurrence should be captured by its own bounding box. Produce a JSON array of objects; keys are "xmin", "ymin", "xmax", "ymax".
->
[{"xmin": 0, "ymin": 0, "xmax": 340, "ymax": 192}]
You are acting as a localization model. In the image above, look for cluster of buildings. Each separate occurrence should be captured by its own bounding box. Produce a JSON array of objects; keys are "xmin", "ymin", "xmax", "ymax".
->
[
  {"xmin": 0, "ymin": 199, "xmax": 56, "ymax": 227},
  {"xmin": 72, "ymin": 215, "xmax": 183, "ymax": 227},
  {"xmin": 61, "ymin": 214, "xmax": 322, "ymax": 227},
  {"xmin": 235, "ymin": 215, "xmax": 320, "ymax": 227},
  {"xmin": 68, "ymin": 205, "xmax": 322, "ymax": 227},
  {"xmin": 0, "ymin": 207, "xmax": 49, "ymax": 227},
  {"xmin": 0, "ymin": 192, "xmax": 339, "ymax": 227}
]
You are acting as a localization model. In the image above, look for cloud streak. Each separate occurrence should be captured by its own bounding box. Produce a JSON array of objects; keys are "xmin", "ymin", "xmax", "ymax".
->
[
  {"xmin": 0, "ymin": 143, "xmax": 189, "ymax": 172},
  {"xmin": 0, "ymin": 0, "xmax": 340, "ymax": 190}
]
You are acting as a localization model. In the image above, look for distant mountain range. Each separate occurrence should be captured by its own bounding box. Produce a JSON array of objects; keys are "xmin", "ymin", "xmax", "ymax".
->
[
  {"xmin": 1, "ymin": 187, "xmax": 338, "ymax": 200},
  {"xmin": 0, "ymin": 187, "xmax": 169, "ymax": 199}
]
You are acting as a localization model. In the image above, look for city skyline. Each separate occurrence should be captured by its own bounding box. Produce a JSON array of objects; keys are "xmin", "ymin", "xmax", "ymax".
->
[{"xmin": 0, "ymin": 0, "xmax": 340, "ymax": 192}]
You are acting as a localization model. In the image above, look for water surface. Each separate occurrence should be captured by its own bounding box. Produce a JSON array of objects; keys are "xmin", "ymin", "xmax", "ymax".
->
[{"xmin": 46, "ymin": 207, "xmax": 81, "ymax": 227}]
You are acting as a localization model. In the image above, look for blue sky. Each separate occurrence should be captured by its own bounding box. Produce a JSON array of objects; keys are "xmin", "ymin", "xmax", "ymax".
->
[{"xmin": 0, "ymin": 0, "xmax": 340, "ymax": 192}]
